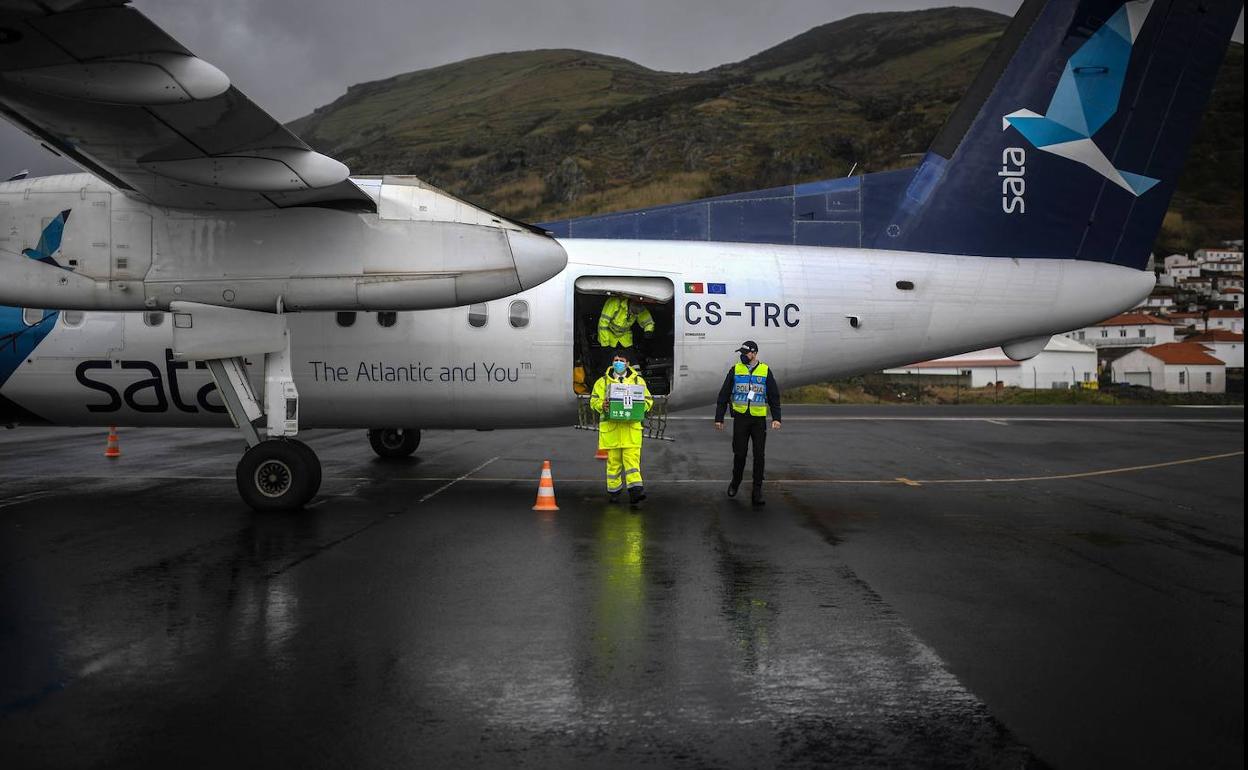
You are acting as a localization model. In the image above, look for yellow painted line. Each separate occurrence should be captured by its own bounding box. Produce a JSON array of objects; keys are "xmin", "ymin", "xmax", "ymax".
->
[{"xmin": 910, "ymin": 449, "xmax": 1245, "ymax": 485}]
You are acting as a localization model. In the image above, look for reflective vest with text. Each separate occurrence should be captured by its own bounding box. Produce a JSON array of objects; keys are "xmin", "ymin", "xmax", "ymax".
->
[{"xmin": 731, "ymin": 362, "xmax": 770, "ymax": 417}]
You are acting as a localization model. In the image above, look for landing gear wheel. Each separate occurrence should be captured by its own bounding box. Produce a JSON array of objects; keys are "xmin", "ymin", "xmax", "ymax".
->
[
  {"xmin": 237, "ymin": 440, "xmax": 321, "ymax": 512},
  {"xmin": 287, "ymin": 439, "xmax": 322, "ymax": 501},
  {"xmin": 368, "ymin": 428, "xmax": 421, "ymax": 458}
]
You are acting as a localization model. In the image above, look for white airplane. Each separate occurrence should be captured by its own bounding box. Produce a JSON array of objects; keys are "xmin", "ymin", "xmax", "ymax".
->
[{"xmin": 0, "ymin": 0, "xmax": 1241, "ymax": 509}]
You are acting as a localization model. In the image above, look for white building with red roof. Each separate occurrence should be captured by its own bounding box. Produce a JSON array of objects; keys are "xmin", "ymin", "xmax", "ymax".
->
[
  {"xmin": 884, "ymin": 336, "xmax": 1097, "ymax": 388},
  {"xmin": 1065, "ymin": 313, "xmax": 1177, "ymax": 350},
  {"xmin": 1111, "ymin": 342, "xmax": 1226, "ymax": 393},
  {"xmin": 1133, "ymin": 292, "xmax": 1176, "ymax": 312},
  {"xmin": 1184, "ymin": 330, "xmax": 1244, "ymax": 368},
  {"xmin": 1195, "ymin": 247, "xmax": 1244, "ymax": 265},
  {"xmin": 1178, "ymin": 276, "xmax": 1214, "ymax": 296},
  {"xmin": 1215, "ymin": 286, "xmax": 1244, "ymax": 310},
  {"xmin": 1206, "ymin": 309, "xmax": 1244, "ymax": 333},
  {"xmin": 1160, "ymin": 260, "xmax": 1201, "ymax": 287}
]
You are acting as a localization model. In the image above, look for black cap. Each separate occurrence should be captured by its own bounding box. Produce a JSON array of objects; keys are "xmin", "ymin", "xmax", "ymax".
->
[{"xmin": 736, "ymin": 340, "xmax": 758, "ymax": 354}]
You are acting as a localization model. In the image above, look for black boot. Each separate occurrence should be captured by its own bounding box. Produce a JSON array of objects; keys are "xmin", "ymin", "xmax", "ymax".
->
[
  {"xmin": 751, "ymin": 486, "xmax": 765, "ymax": 506},
  {"xmin": 727, "ymin": 478, "xmax": 741, "ymax": 498},
  {"xmin": 608, "ymin": 491, "xmax": 621, "ymax": 504},
  {"xmin": 629, "ymin": 486, "xmax": 646, "ymax": 507}
]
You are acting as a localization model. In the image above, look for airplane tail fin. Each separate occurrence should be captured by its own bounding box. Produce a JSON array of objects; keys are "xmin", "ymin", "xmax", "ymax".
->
[
  {"xmin": 542, "ymin": 0, "xmax": 1240, "ymax": 271},
  {"xmin": 877, "ymin": 0, "xmax": 1241, "ymax": 269}
]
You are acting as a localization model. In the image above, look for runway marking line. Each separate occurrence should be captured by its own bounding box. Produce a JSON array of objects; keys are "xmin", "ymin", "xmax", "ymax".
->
[
  {"xmin": 417, "ymin": 455, "xmax": 500, "ymax": 503},
  {"xmin": 1, "ymin": 451, "xmax": 1239, "ymax": 489},
  {"xmin": 0, "ymin": 490, "xmax": 54, "ymax": 510}
]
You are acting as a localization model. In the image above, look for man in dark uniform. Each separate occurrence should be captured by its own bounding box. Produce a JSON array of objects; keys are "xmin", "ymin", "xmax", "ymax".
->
[{"xmin": 713, "ymin": 340, "xmax": 781, "ymax": 505}]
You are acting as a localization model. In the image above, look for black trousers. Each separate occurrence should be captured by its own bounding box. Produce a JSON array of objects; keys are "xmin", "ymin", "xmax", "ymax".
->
[{"xmin": 731, "ymin": 414, "xmax": 767, "ymax": 488}]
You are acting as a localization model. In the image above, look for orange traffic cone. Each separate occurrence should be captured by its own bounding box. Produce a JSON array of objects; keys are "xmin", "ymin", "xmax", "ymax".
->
[
  {"xmin": 594, "ymin": 447, "xmax": 608, "ymax": 460},
  {"xmin": 532, "ymin": 460, "xmax": 559, "ymax": 511},
  {"xmin": 104, "ymin": 426, "xmax": 121, "ymax": 458}
]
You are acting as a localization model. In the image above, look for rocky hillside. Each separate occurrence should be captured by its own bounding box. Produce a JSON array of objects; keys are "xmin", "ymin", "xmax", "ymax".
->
[{"xmin": 290, "ymin": 7, "xmax": 1243, "ymax": 251}]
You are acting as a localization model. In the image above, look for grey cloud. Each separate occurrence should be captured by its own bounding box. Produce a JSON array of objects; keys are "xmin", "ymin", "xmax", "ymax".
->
[{"xmin": 3, "ymin": 0, "xmax": 1242, "ymax": 178}]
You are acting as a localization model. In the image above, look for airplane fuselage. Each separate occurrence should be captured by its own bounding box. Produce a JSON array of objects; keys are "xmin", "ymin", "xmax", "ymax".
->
[{"xmin": 3, "ymin": 238, "xmax": 1153, "ymax": 428}]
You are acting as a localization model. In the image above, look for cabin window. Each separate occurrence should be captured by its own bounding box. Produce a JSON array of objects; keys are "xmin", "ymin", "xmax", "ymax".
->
[
  {"xmin": 467, "ymin": 303, "xmax": 488, "ymax": 328},
  {"xmin": 144, "ymin": 311, "xmax": 165, "ymax": 327},
  {"xmin": 336, "ymin": 311, "xmax": 356, "ymax": 327},
  {"xmin": 62, "ymin": 311, "xmax": 84, "ymax": 327},
  {"xmin": 895, "ymin": 280, "xmax": 915, "ymax": 291},
  {"xmin": 22, "ymin": 308, "xmax": 46, "ymax": 326},
  {"xmin": 377, "ymin": 311, "xmax": 397, "ymax": 328},
  {"xmin": 509, "ymin": 300, "xmax": 529, "ymax": 329}
]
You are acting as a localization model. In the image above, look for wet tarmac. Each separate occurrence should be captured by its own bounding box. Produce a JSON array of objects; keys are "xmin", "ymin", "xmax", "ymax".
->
[{"xmin": 0, "ymin": 405, "xmax": 1242, "ymax": 769}]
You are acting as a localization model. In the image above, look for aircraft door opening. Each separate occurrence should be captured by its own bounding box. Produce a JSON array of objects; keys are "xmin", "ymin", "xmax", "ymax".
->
[{"xmin": 573, "ymin": 276, "xmax": 675, "ymax": 396}]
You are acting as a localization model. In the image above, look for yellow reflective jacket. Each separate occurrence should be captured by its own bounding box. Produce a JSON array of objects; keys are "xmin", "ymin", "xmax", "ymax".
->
[
  {"xmin": 597, "ymin": 296, "xmax": 655, "ymax": 348},
  {"xmin": 589, "ymin": 367, "xmax": 652, "ymax": 448}
]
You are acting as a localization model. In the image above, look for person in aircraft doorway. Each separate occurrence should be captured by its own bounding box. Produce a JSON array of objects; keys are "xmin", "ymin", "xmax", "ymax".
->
[
  {"xmin": 590, "ymin": 349, "xmax": 653, "ymax": 507},
  {"xmin": 714, "ymin": 340, "xmax": 782, "ymax": 506},
  {"xmin": 597, "ymin": 294, "xmax": 655, "ymax": 372}
]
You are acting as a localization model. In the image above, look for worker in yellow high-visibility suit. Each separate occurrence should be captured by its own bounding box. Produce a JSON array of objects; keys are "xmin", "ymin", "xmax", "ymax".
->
[
  {"xmin": 590, "ymin": 349, "xmax": 653, "ymax": 507},
  {"xmin": 597, "ymin": 295, "xmax": 655, "ymax": 351}
]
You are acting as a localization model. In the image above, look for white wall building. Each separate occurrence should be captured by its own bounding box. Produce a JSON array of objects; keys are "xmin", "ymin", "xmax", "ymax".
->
[
  {"xmin": 1195, "ymin": 247, "xmax": 1244, "ymax": 264},
  {"xmin": 1168, "ymin": 312, "xmax": 1206, "ymax": 331},
  {"xmin": 1215, "ymin": 287, "xmax": 1244, "ymax": 310},
  {"xmin": 1203, "ymin": 260, "xmax": 1243, "ymax": 273},
  {"xmin": 1206, "ymin": 310, "xmax": 1244, "ymax": 333},
  {"xmin": 1185, "ymin": 331, "xmax": 1244, "ymax": 368},
  {"xmin": 1134, "ymin": 293, "xmax": 1176, "ymax": 312},
  {"xmin": 885, "ymin": 336, "xmax": 1098, "ymax": 388},
  {"xmin": 1111, "ymin": 343, "xmax": 1226, "ymax": 393},
  {"xmin": 1166, "ymin": 263, "xmax": 1202, "ymax": 281},
  {"xmin": 1178, "ymin": 277, "xmax": 1214, "ymax": 296},
  {"xmin": 1065, "ymin": 313, "xmax": 1177, "ymax": 349}
]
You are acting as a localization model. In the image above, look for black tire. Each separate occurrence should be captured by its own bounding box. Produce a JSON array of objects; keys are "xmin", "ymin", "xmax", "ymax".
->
[
  {"xmin": 368, "ymin": 428, "xmax": 421, "ymax": 458},
  {"xmin": 287, "ymin": 438, "xmax": 323, "ymax": 501},
  {"xmin": 236, "ymin": 440, "xmax": 319, "ymax": 512}
]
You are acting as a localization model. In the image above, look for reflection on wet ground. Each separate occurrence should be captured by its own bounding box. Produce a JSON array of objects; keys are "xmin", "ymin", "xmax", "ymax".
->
[{"xmin": 0, "ymin": 407, "xmax": 1241, "ymax": 768}]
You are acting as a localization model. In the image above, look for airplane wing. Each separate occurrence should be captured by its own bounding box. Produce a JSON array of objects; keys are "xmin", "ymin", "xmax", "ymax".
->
[{"xmin": 0, "ymin": 0, "xmax": 375, "ymax": 212}]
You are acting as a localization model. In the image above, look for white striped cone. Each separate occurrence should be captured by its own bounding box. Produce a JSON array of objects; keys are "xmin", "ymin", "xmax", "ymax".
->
[{"xmin": 532, "ymin": 460, "xmax": 559, "ymax": 511}]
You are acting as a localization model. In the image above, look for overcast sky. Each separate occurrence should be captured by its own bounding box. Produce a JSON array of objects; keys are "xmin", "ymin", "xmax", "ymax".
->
[{"xmin": 2, "ymin": 0, "xmax": 1243, "ymax": 177}]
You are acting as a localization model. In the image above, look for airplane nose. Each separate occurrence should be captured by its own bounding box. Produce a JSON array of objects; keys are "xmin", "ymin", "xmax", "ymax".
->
[{"xmin": 509, "ymin": 230, "xmax": 568, "ymax": 291}]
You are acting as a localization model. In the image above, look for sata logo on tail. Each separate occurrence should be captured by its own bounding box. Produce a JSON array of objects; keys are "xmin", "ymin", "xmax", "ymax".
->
[
  {"xmin": 1003, "ymin": 0, "xmax": 1160, "ymax": 198},
  {"xmin": 21, "ymin": 209, "xmax": 73, "ymax": 268}
]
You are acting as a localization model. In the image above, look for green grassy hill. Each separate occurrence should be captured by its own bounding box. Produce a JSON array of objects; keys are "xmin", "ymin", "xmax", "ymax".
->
[{"xmin": 291, "ymin": 7, "xmax": 1243, "ymax": 249}]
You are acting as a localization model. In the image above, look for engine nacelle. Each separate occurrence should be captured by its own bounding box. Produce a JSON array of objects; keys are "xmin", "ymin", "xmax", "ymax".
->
[{"xmin": 0, "ymin": 174, "xmax": 566, "ymax": 312}]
